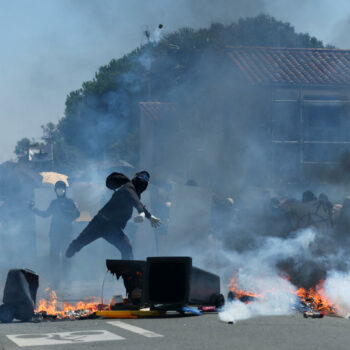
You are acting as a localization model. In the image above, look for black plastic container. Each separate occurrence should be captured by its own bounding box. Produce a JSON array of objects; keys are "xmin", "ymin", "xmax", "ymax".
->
[
  {"xmin": 0, "ymin": 269, "xmax": 39, "ymax": 323},
  {"xmin": 106, "ymin": 260, "xmax": 146, "ymax": 280},
  {"xmin": 107, "ymin": 257, "xmax": 223, "ymax": 308},
  {"xmin": 106, "ymin": 260, "xmax": 146, "ymax": 304},
  {"xmin": 143, "ymin": 257, "xmax": 222, "ymax": 307}
]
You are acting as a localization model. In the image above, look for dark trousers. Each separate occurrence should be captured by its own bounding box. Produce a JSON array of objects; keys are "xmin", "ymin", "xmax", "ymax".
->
[
  {"xmin": 72, "ymin": 216, "xmax": 133, "ymax": 260},
  {"xmin": 50, "ymin": 233, "xmax": 71, "ymax": 288}
]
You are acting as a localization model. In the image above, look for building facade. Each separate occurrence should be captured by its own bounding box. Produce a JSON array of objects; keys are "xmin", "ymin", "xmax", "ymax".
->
[{"xmin": 140, "ymin": 47, "xmax": 350, "ymax": 187}]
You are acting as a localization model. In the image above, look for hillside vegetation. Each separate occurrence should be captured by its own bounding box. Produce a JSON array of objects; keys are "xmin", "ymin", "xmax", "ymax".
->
[{"xmin": 14, "ymin": 15, "xmax": 325, "ymax": 173}]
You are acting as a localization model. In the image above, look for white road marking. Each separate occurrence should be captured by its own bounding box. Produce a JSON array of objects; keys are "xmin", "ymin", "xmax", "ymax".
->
[
  {"xmin": 108, "ymin": 320, "xmax": 164, "ymax": 338},
  {"xmin": 7, "ymin": 330, "xmax": 124, "ymax": 347}
]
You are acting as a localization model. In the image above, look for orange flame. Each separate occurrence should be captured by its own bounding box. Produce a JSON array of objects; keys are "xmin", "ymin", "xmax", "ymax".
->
[
  {"xmin": 35, "ymin": 289, "xmax": 108, "ymax": 319},
  {"xmin": 229, "ymin": 277, "xmax": 261, "ymax": 301},
  {"xmin": 229, "ymin": 274, "xmax": 340, "ymax": 315},
  {"xmin": 295, "ymin": 281, "xmax": 339, "ymax": 315}
]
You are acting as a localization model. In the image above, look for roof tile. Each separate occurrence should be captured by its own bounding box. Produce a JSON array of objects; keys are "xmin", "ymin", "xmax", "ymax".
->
[{"xmin": 227, "ymin": 47, "xmax": 350, "ymax": 85}]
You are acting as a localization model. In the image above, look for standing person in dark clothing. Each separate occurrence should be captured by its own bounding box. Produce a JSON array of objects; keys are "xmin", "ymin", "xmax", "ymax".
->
[
  {"xmin": 65, "ymin": 171, "xmax": 161, "ymax": 260},
  {"xmin": 30, "ymin": 181, "xmax": 80, "ymax": 288}
]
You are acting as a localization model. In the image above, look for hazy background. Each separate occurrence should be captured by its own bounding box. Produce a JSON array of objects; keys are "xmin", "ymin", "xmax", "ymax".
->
[{"xmin": 0, "ymin": 0, "xmax": 350, "ymax": 163}]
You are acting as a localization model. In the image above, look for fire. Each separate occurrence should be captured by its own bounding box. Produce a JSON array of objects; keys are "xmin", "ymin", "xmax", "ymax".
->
[
  {"xmin": 229, "ymin": 277, "xmax": 261, "ymax": 301},
  {"xmin": 296, "ymin": 281, "xmax": 339, "ymax": 315},
  {"xmin": 35, "ymin": 288, "xmax": 108, "ymax": 319},
  {"xmin": 36, "ymin": 290, "xmax": 59, "ymax": 315},
  {"xmin": 229, "ymin": 274, "xmax": 340, "ymax": 316}
]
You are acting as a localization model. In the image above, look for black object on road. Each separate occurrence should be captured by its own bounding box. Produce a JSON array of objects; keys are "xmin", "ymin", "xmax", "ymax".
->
[
  {"xmin": 144, "ymin": 257, "xmax": 223, "ymax": 308},
  {"xmin": 0, "ymin": 269, "xmax": 39, "ymax": 323},
  {"xmin": 106, "ymin": 259, "xmax": 146, "ymax": 306},
  {"xmin": 107, "ymin": 257, "xmax": 224, "ymax": 309}
]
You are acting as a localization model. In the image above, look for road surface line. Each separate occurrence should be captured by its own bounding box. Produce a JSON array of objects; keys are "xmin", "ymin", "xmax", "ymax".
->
[
  {"xmin": 6, "ymin": 330, "xmax": 124, "ymax": 347},
  {"xmin": 107, "ymin": 321, "xmax": 164, "ymax": 338}
]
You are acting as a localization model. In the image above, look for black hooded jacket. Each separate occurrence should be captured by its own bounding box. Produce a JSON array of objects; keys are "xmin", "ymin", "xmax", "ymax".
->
[
  {"xmin": 33, "ymin": 196, "xmax": 80, "ymax": 237},
  {"xmin": 97, "ymin": 178, "xmax": 151, "ymax": 229}
]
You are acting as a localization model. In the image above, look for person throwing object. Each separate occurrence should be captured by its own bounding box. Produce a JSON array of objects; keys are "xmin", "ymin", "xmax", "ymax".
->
[{"xmin": 65, "ymin": 171, "xmax": 161, "ymax": 260}]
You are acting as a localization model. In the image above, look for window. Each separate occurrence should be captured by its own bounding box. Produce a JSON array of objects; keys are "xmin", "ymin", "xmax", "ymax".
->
[
  {"xmin": 271, "ymin": 102, "xmax": 299, "ymax": 141},
  {"xmin": 302, "ymin": 104, "xmax": 347, "ymax": 142}
]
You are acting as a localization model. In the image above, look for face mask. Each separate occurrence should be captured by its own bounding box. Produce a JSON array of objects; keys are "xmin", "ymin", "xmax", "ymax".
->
[
  {"xmin": 132, "ymin": 177, "xmax": 148, "ymax": 194},
  {"xmin": 56, "ymin": 188, "xmax": 66, "ymax": 197},
  {"xmin": 137, "ymin": 173, "xmax": 150, "ymax": 182}
]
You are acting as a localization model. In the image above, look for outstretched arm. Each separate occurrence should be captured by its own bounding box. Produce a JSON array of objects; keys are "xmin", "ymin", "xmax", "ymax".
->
[
  {"xmin": 128, "ymin": 188, "xmax": 152, "ymax": 218},
  {"xmin": 31, "ymin": 201, "xmax": 53, "ymax": 218},
  {"xmin": 129, "ymin": 190, "xmax": 162, "ymax": 228}
]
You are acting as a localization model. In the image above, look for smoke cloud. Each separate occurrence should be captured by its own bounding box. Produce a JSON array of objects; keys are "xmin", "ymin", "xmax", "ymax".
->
[
  {"xmin": 217, "ymin": 229, "xmax": 314, "ymax": 322},
  {"xmin": 2, "ymin": 0, "xmax": 350, "ymax": 163},
  {"xmin": 324, "ymin": 271, "xmax": 350, "ymax": 317},
  {"xmin": 3, "ymin": 1, "xmax": 350, "ymax": 310}
]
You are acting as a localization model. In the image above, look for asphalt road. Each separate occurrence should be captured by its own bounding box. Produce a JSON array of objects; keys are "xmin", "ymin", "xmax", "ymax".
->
[{"xmin": 0, "ymin": 313, "xmax": 350, "ymax": 350}]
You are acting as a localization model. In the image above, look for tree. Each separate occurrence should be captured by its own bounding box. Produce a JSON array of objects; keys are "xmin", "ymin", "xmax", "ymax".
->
[
  {"xmin": 14, "ymin": 138, "xmax": 31, "ymax": 161},
  {"xmin": 14, "ymin": 138, "xmax": 41, "ymax": 163},
  {"xmin": 14, "ymin": 15, "xmax": 327, "ymax": 171}
]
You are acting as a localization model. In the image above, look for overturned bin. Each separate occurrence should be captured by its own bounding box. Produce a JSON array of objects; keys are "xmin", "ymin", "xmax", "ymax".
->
[
  {"xmin": 106, "ymin": 259, "xmax": 146, "ymax": 306},
  {"xmin": 0, "ymin": 269, "xmax": 39, "ymax": 323},
  {"xmin": 107, "ymin": 257, "xmax": 224, "ymax": 309}
]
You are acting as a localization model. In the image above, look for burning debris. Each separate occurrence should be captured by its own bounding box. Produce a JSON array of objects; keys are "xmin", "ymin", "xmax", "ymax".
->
[
  {"xmin": 221, "ymin": 275, "xmax": 341, "ymax": 324},
  {"xmin": 34, "ymin": 289, "xmax": 107, "ymax": 321},
  {"xmin": 296, "ymin": 282, "xmax": 338, "ymax": 315},
  {"xmin": 220, "ymin": 189, "xmax": 350, "ymax": 323},
  {"xmin": 229, "ymin": 276, "xmax": 338, "ymax": 315},
  {"xmin": 0, "ymin": 256, "xmax": 223, "ymax": 323},
  {"xmin": 228, "ymin": 276, "xmax": 260, "ymax": 303}
]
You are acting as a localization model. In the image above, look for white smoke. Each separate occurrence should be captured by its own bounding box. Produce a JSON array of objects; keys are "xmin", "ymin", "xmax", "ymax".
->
[
  {"xmin": 218, "ymin": 228, "xmax": 316, "ymax": 323},
  {"xmin": 219, "ymin": 287, "xmax": 296, "ymax": 323},
  {"xmin": 323, "ymin": 271, "xmax": 350, "ymax": 317}
]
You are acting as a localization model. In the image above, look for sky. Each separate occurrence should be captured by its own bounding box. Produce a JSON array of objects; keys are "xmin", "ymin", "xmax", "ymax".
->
[{"xmin": 1, "ymin": 0, "xmax": 350, "ymax": 163}]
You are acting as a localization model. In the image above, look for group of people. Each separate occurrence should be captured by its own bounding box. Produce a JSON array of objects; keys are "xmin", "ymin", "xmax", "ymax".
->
[
  {"xmin": 30, "ymin": 170, "xmax": 161, "ymax": 288},
  {"xmin": 210, "ymin": 188, "xmax": 350, "ymax": 249}
]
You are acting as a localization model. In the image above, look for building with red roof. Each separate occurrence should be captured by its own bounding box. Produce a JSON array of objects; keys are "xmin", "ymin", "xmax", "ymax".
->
[{"xmin": 140, "ymin": 47, "xmax": 350, "ymax": 185}]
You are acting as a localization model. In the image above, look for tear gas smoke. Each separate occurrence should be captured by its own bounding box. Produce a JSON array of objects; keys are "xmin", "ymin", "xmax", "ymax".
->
[
  {"xmin": 323, "ymin": 271, "xmax": 350, "ymax": 317},
  {"xmin": 54, "ymin": 32, "xmax": 350, "ymax": 304},
  {"xmin": 3, "ymin": 3, "xmax": 350, "ymax": 307},
  {"xmin": 219, "ymin": 287, "xmax": 296, "ymax": 323},
  {"xmin": 217, "ymin": 229, "xmax": 315, "ymax": 322}
]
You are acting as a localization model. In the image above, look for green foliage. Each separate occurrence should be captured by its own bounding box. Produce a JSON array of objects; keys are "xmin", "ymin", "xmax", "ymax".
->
[
  {"xmin": 14, "ymin": 137, "xmax": 41, "ymax": 163},
  {"xmin": 159, "ymin": 15, "xmax": 323, "ymax": 64},
  {"xmin": 14, "ymin": 138, "xmax": 31, "ymax": 160},
  {"xmin": 14, "ymin": 15, "xmax": 326, "ymax": 172}
]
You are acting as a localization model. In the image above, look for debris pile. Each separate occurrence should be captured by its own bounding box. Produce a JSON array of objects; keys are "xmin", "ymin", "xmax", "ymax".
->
[
  {"xmin": 227, "ymin": 276, "xmax": 340, "ymax": 318},
  {"xmin": 34, "ymin": 289, "xmax": 108, "ymax": 321},
  {"xmin": 296, "ymin": 282, "xmax": 338, "ymax": 317}
]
